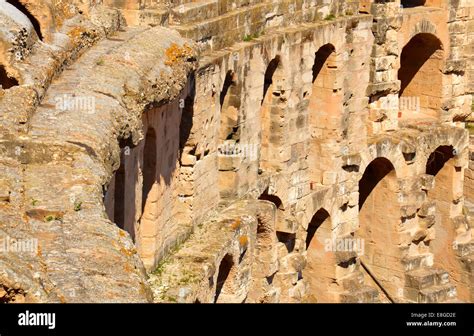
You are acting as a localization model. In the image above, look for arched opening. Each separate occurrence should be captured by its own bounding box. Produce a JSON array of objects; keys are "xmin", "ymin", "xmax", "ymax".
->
[
  {"xmin": 303, "ymin": 208, "xmax": 337, "ymax": 302},
  {"xmin": 262, "ymin": 57, "xmax": 280, "ymax": 105},
  {"xmin": 137, "ymin": 127, "xmax": 159, "ymax": 251},
  {"xmin": 114, "ymin": 157, "xmax": 126, "ymax": 231},
  {"xmin": 248, "ymin": 200, "xmax": 279, "ymax": 303},
  {"xmin": 0, "ymin": 65, "xmax": 19, "ymax": 89},
  {"xmin": 218, "ymin": 71, "xmax": 241, "ymax": 198},
  {"xmin": 357, "ymin": 157, "xmax": 404, "ymax": 298},
  {"xmin": 6, "ymin": 0, "xmax": 43, "ymax": 40},
  {"xmin": 258, "ymin": 191, "xmax": 282, "ymax": 209},
  {"xmin": 142, "ymin": 128, "xmax": 157, "ymax": 214},
  {"xmin": 424, "ymin": 146, "xmax": 465, "ymax": 298},
  {"xmin": 256, "ymin": 211, "xmax": 275, "ymax": 263},
  {"xmin": 260, "ymin": 56, "xmax": 284, "ymax": 172},
  {"xmin": 401, "ymin": 0, "xmax": 426, "ymax": 7},
  {"xmin": 176, "ymin": 92, "xmax": 196, "ymax": 241},
  {"xmin": 308, "ymin": 44, "xmax": 340, "ymax": 185},
  {"xmin": 312, "ymin": 44, "xmax": 336, "ymax": 83},
  {"xmin": 104, "ymin": 142, "xmax": 137, "ymax": 241},
  {"xmin": 214, "ymin": 254, "xmax": 237, "ymax": 303},
  {"xmin": 359, "ymin": 158, "xmax": 396, "ymax": 208},
  {"xmin": 259, "ymin": 189, "xmax": 287, "ymax": 232},
  {"xmin": 179, "ymin": 95, "xmax": 194, "ymax": 157},
  {"xmin": 398, "ymin": 33, "xmax": 443, "ymax": 120},
  {"xmin": 426, "ymin": 146, "xmax": 454, "ymax": 176},
  {"xmin": 219, "ymin": 71, "xmax": 239, "ymax": 142}
]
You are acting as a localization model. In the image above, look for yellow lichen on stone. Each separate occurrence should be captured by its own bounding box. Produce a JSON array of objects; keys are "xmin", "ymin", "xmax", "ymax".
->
[{"xmin": 165, "ymin": 43, "xmax": 193, "ymax": 66}]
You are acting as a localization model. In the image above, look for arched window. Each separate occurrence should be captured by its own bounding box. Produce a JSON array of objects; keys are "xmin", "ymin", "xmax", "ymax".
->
[
  {"xmin": 357, "ymin": 157, "xmax": 403, "ymax": 299},
  {"xmin": 260, "ymin": 56, "xmax": 284, "ymax": 172},
  {"xmin": 142, "ymin": 128, "xmax": 157, "ymax": 214},
  {"xmin": 262, "ymin": 57, "xmax": 280, "ymax": 105},
  {"xmin": 398, "ymin": 33, "xmax": 443, "ymax": 119},
  {"xmin": 214, "ymin": 254, "xmax": 237, "ymax": 303},
  {"xmin": 304, "ymin": 208, "xmax": 336, "ymax": 302},
  {"xmin": 401, "ymin": 0, "xmax": 426, "ymax": 8},
  {"xmin": 308, "ymin": 44, "xmax": 340, "ymax": 184}
]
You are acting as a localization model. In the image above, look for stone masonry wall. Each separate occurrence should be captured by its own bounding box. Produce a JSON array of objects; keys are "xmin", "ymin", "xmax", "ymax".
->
[{"xmin": 0, "ymin": 0, "xmax": 473, "ymax": 303}]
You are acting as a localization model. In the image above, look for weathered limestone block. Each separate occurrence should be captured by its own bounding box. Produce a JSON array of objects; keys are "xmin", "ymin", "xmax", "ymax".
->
[
  {"xmin": 0, "ymin": 1, "xmax": 38, "ymax": 75},
  {"xmin": 0, "ymin": 0, "xmax": 472, "ymax": 305}
]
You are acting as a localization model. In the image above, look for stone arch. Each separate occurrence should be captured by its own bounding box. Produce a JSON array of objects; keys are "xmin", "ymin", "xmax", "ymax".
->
[
  {"xmin": 360, "ymin": 141, "xmax": 406, "ymax": 179},
  {"xmin": 214, "ymin": 254, "xmax": 238, "ymax": 303},
  {"xmin": 412, "ymin": 19, "xmax": 438, "ymax": 38},
  {"xmin": 401, "ymin": 0, "xmax": 445, "ymax": 9},
  {"xmin": 247, "ymin": 200, "xmax": 279, "ymax": 303},
  {"xmin": 260, "ymin": 55, "xmax": 286, "ymax": 172},
  {"xmin": 398, "ymin": 33, "xmax": 444, "ymax": 119},
  {"xmin": 426, "ymin": 145, "xmax": 454, "ymax": 176},
  {"xmin": 357, "ymin": 157, "xmax": 405, "ymax": 298},
  {"xmin": 113, "ymin": 154, "xmax": 126, "ymax": 231},
  {"xmin": 262, "ymin": 56, "xmax": 281, "ymax": 105},
  {"xmin": 104, "ymin": 141, "xmax": 137, "ymax": 241},
  {"xmin": 138, "ymin": 127, "xmax": 158, "ymax": 249},
  {"xmin": 142, "ymin": 127, "xmax": 157, "ymax": 214},
  {"xmin": 6, "ymin": 0, "xmax": 43, "ymax": 40},
  {"xmin": 401, "ymin": 0, "xmax": 426, "ymax": 8},
  {"xmin": 255, "ymin": 201, "xmax": 278, "ymax": 266},
  {"xmin": 218, "ymin": 70, "xmax": 240, "ymax": 198},
  {"xmin": 177, "ymin": 92, "xmax": 195, "ymax": 224},
  {"xmin": 219, "ymin": 70, "xmax": 239, "ymax": 141},
  {"xmin": 259, "ymin": 188, "xmax": 289, "ymax": 234},
  {"xmin": 0, "ymin": 64, "xmax": 19, "ymax": 89},
  {"xmin": 303, "ymin": 208, "xmax": 338, "ymax": 302},
  {"xmin": 423, "ymin": 145, "xmax": 467, "ymax": 298},
  {"xmin": 417, "ymin": 127, "xmax": 468, "ymax": 172},
  {"xmin": 308, "ymin": 43, "xmax": 342, "ymax": 184}
]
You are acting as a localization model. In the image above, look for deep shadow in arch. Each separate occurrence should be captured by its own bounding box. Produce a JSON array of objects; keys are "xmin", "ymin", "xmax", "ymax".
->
[
  {"xmin": 307, "ymin": 43, "xmax": 339, "ymax": 183},
  {"xmin": 214, "ymin": 254, "xmax": 235, "ymax": 303},
  {"xmin": 259, "ymin": 188, "xmax": 283, "ymax": 210},
  {"xmin": 262, "ymin": 56, "xmax": 280, "ymax": 105},
  {"xmin": 401, "ymin": 0, "xmax": 426, "ymax": 8},
  {"xmin": 399, "ymin": 33, "xmax": 442, "ymax": 97},
  {"xmin": 179, "ymin": 74, "xmax": 196, "ymax": 160},
  {"xmin": 142, "ymin": 127, "xmax": 157, "ymax": 214},
  {"xmin": 114, "ymin": 154, "xmax": 126, "ymax": 231},
  {"xmin": 219, "ymin": 70, "xmax": 240, "ymax": 143},
  {"xmin": 220, "ymin": 70, "xmax": 236, "ymax": 108},
  {"xmin": 6, "ymin": 0, "xmax": 43, "ymax": 40},
  {"xmin": 312, "ymin": 44, "xmax": 336, "ymax": 83},
  {"xmin": 0, "ymin": 65, "xmax": 19, "ymax": 89},
  {"xmin": 306, "ymin": 208, "xmax": 330, "ymax": 249},
  {"xmin": 424, "ymin": 145, "xmax": 467, "ymax": 299},
  {"xmin": 359, "ymin": 157, "xmax": 396, "ymax": 209},
  {"xmin": 276, "ymin": 231, "xmax": 295, "ymax": 253},
  {"xmin": 103, "ymin": 139, "xmax": 138, "ymax": 241},
  {"xmin": 303, "ymin": 207, "xmax": 335, "ymax": 302},
  {"xmin": 357, "ymin": 157, "xmax": 403, "ymax": 299},
  {"xmin": 426, "ymin": 146, "xmax": 454, "ymax": 176}
]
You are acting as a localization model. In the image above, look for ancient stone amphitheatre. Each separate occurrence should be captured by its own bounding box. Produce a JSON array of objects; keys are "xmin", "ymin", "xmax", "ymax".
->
[{"xmin": 0, "ymin": 0, "xmax": 473, "ymax": 304}]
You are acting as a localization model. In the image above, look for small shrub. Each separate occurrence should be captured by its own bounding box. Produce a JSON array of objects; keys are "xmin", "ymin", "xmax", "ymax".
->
[
  {"xmin": 243, "ymin": 34, "xmax": 253, "ymax": 42},
  {"xmin": 74, "ymin": 201, "xmax": 82, "ymax": 212},
  {"xmin": 44, "ymin": 214, "xmax": 61, "ymax": 222},
  {"xmin": 243, "ymin": 32, "xmax": 261, "ymax": 42}
]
